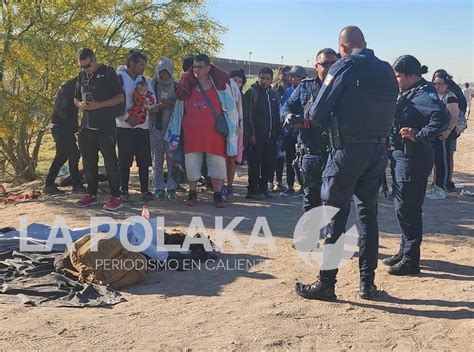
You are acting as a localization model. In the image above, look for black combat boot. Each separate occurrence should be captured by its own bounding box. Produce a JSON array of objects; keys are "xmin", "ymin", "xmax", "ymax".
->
[
  {"xmin": 388, "ymin": 260, "xmax": 420, "ymax": 276},
  {"xmin": 381, "ymin": 254, "xmax": 402, "ymax": 266},
  {"xmin": 294, "ymin": 280, "xmax": 336, "ymax": 301},
  {"xmin": 359, "ymin": 281, "xmax": 378, "ymax": 299}
]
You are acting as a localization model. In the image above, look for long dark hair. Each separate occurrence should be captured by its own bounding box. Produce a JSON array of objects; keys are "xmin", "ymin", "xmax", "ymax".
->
[{"xmin": 432, "ymin": 69, "xmax": 467, "ymax": 112}]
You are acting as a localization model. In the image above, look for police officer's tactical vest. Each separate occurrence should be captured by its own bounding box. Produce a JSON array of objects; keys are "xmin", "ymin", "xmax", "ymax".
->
[
  {"xmin": 391, "ymin": 83, "xmax": 428, "ymax": 149},
  {"xmin": 301, "ymin": 79, "xmax": 329, "ymax": 152},
  {"xmin": 337, "ymin": 54, "xmax": 398, "ymax": 138}
]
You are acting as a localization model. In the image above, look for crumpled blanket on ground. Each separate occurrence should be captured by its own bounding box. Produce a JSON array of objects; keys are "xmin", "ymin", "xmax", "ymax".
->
[
  {"xmin": 0, "ymin": 221, "xmax": 174, "ymax": 261},
  {"xmin": 0, "ymin": 251, "xmax": 125, "ymax": 307},
  {"xmin": 2, "ymin": 190, "xmax": 41, "ymax": 204}
]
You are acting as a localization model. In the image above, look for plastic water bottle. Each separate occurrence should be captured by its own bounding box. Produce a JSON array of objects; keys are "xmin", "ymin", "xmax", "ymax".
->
[{"xmin": 141, "ymin": 205, "xmax": 150, "ymax": 220}]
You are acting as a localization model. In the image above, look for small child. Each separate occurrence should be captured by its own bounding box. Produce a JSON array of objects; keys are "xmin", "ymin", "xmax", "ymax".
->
[{"xmin": 127, "ymin": 81, "xmax": 155, "ymax": 126}]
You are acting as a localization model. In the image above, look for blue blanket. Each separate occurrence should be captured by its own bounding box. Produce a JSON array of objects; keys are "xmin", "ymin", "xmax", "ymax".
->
[{"xmin": 0, "ymin": 221, "xmax": 169, "ymax": 261}]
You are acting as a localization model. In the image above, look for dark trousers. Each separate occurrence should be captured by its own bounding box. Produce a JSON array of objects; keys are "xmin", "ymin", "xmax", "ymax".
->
[
  {"xmin": 392, "ymin": 146, "xmax": 433, "ymax": 265},
  {"xmin": 319, "ymin": 143, "xmax": 387, "ymax": 285},
  {"xmin": 45, "ymin": 128, "xmax": 81, "ymax": 186},
  {"xmin": 300, "ymin": 153, "xmax": 327, "ymax": 212},
  {"xmin": 285, "ymin": 142, "xmax": 296, "ymax": 188},
  {"xmin": 433, "ymin": 136, "xmax": 453, "ymax": 189},
  {"xmin": 274, "ymin": 157, "xmax": 284, "ymax": 184},
  {"xmin": 78, "ymin": 128, "xmax": 121, "ymax": 197},
  {"xmin": 388, "ymin": 149, "xmax": 397, "ymax": 195},
  {"xmin": 394, "ymin": 180, "xmax": 427, "ymax": 264},
  {"xmin": 117, "ymin": 127, "xmax": 151, "ymax": 194},
  {"xmin": 247, "ymin": 138, "xmax": 276, "ymax": 192}
]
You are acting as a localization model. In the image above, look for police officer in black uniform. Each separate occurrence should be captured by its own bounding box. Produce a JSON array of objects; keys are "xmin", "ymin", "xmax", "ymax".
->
[
  {"xmin": 382, "ymin": 55, "xmax": 450, "ymax": 275},
  {"xmin": 281, "ymin": 48, "xmax": 338, "ymax": 211},
  {"xmin": 294, "ymin": 26, "xmax": 398, "ymax": 300}
]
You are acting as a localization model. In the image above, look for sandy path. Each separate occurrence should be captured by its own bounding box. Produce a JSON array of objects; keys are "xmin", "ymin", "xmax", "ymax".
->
[{"xmin": 0, "ymin": 125, "xmax": 473, "ymax": 350}]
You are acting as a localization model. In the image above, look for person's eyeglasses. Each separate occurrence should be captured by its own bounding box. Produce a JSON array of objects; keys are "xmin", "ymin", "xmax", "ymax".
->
[
  {"xmin": 317, "ymin": 61, "xmax": 336, "ymax": 68},
  {"xmin": 433, "ymin": 82, "xmax": 445, "ymax": 86},
  {"xmin": 192, "ymin": 64, "xmax": 207, "ymax": 70},
  {"xmin": 80, "ymin": 60, "xmax": 94, "ymax": 70}
]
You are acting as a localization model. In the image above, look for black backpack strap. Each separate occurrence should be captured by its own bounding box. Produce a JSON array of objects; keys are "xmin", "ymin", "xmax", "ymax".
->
[{"xmin": 197, "ymin": 82, "xmax": 220, "ymax": 119}]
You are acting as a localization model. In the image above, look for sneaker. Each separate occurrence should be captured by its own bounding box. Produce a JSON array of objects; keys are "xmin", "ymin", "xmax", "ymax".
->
[
  {"xmin": 166, "ymin": 190, "xmax": 177, "ymax": 199},
  {"xmin": 142, "ymin": 191, "xmax": 154, "ymax": 201},
  {"xmin": 425, "ymin": 185, "xmax": 446, "ymax": 200},
  {"xmin": 71, "ymin": 184, "xmax": 87, "ymax": 194},
  {"xmin": 381, "ymin": 254, "xmax": 402, "ymax": 266},
  {"xmin": 388, "ymin": 260, "xmax": 420, "ymax": 276},
  {"xmin": 221, "ymin": 185, "xmax": 229, "ymax": 196},
  {"xmin": 221, "ymin": 185, "xmax": 234, "ymax": 197},
  {"xmin": 77, "ymin": 194, "xmax": 97, "ymax": 207},
  {"xmin": 262, "ymin": 190, "xmax": 273, "ymax": 198},
  {"xmin": 280, "ymin": 187, "xmax": 295, "ymax": 196},
  {"xmin": 294, "ymin": 280, "xmax": 336, "ymax": 301},
  {"xmin": 103, "ymin": 196, "xmax": 123, "ymax": 211},
  {"xmin": 154, "ymin": 190, "xmax": 166, "ymax": 199},
  {"xmin": 43, "ymin": 184, "xmax": 65, "ymax": 195}
]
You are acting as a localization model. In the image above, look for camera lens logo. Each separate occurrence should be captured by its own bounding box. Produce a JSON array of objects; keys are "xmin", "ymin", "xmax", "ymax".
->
[{"xmin": 292, "ymin": 206, "xmax": 359, "ymax": 270}]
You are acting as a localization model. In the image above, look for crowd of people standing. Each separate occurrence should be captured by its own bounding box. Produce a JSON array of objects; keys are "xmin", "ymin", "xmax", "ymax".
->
[
  {"xmin": 45, "ymin": 46, "xmax": 469, "ymax": 209},
  {"xmin": 42, "ymin": 26, "xmax": 471, "ymax": 299}
]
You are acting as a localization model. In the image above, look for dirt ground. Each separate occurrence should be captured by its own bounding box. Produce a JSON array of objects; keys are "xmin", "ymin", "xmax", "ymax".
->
[{"xmin": 0, "ymin": 124, "xmax": 473, "ymax": 350}]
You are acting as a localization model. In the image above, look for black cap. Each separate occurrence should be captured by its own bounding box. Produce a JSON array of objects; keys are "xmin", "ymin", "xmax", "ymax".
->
[{"xmin": 393, "ymin": 55, "xmax": 428, "ymax": 76}]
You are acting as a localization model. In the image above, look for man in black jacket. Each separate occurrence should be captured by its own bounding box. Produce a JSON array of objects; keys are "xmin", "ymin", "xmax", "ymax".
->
[
  {"xmin": 74, "ymin": 47, "xmax": 124, "ymax": 211},
  {"xmin": 244, "ymin": 67, "xmax": 281, "ymax": 199},
  {"xmin": 44, "ymin": 77, "xmax": 85, "ymax": 195}
]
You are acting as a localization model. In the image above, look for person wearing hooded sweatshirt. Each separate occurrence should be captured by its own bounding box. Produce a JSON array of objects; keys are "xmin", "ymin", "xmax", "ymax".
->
[
  {"xmin": 116, "ymin": 50, "xmax": 156, "ymax": 201},
  {"xmin": 149, "ymin": 57, "xmax": 178, "ymax": 199}
]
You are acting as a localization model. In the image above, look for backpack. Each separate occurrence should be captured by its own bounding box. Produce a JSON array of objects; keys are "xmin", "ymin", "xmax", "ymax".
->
[
  {"xmin": 63, "ymin": 234, "xmax": 148, "ymax": 290},
  {"xmin": 455, "ymin": 111, "xmax": 467, "ymax": 136}
]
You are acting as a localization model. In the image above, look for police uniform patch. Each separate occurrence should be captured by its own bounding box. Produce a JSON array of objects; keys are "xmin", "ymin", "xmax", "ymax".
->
[
  {"xmin": 323, "ymin": 73, "xmax": 334, "ymax": 87},
  {"xmin": 428, "ymin": 92, "xmax": 438, "ymax": 102}
]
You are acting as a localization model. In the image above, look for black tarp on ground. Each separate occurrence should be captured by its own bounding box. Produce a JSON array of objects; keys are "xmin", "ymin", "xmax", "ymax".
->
[{"xmin": 0, "ymin": 251, "xmax": 125, "ymax": 307}]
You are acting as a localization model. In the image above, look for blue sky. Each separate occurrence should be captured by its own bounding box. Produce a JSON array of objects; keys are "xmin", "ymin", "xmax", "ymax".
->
[{"xmin": 205, "ymin": 0, "xmax": 473, "ymax": 82}]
